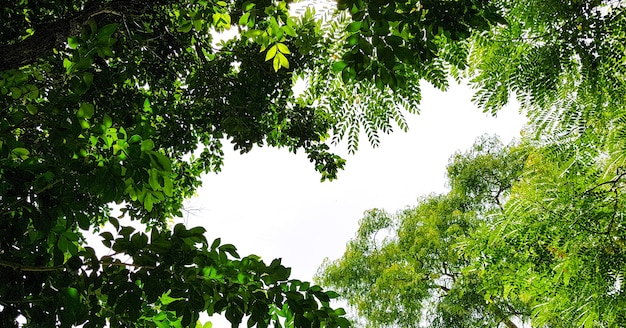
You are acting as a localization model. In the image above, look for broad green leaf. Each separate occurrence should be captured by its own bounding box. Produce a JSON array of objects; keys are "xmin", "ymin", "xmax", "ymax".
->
[
  {"xmin": 11, "ymin": 148, "xmax": 29, "ymax": 157},
  {"xmin": 178, "ymin": 20, "xmax": 193, "ymax": 33},
  {"xmin": 276, "ymin": 43, "xmax": 290, "ymax": 54},
  {"xmin": 141, "ymin": 139, "xmax": 154, "ymax": 151},
  {"xmin": 144, "ymin": 192, "xmax": 154, "ymax": 212},
  {"xmin": 67, "ymin": 37, "xmax": 79, "ymax": 49},
  {"xmin": 277, "ymin": 52, "xmax": 289, "ymax": 69},
  {"xmin": 282, "ymin": 25, "xmax": 296, "ymax": 37},
  {"xmin": 163, "ymin": 176, "xmax": 173, "ymax": 197},
  {"xmin": 346, "ymin": 21, "xmax": 361, "ymax": 32},
  {"xmin": 150, "ymin": 152, "xmax": 172, "ymax": 173},
  {"xmin": 332, "ymin": 61, "xmax": 347, "ymax": 73},
  {"xmin": 97, "ymin": 23, "xmax": 119, "ymax": 38},
  {"xmin": 10, "ymin": 87, "xmax": 21, "ymax": 99},
  {"xmin": 77, "ymin": 103, "xmax": 95, "ymax": 119},
  {"xmin": 239, "ymin": 12, "xmax": 250, "ymax": 25},
  {"xmin": 103, "ymin": 113, "xmax": 113, "ymax": 128},
  {"xmin": 143, "ymin": 98, "xmax": 152, "ymax": 112},
  {"xmin": 83, "ymin": 72, "xmax": 94, "ymax": 86},
  {"xmin": 265, "ymin": 45, "xmax": 277, "ymax": 61}
]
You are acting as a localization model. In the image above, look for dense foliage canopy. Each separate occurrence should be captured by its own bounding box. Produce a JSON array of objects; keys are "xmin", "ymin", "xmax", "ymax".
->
[
  {"xmin": 318, "ymin": 0, "xmax": 626, "ymax": 327},
  {"xmin": 4, "ymin": 0, "xmax": 625, "ymax": 326},
  {"xmin": 318, "ymin": 133, "xmax": 626, "ymax": 327},
  {"xmin": 0, "ymin": 0, "xmax": 507, "ymax": 326}
]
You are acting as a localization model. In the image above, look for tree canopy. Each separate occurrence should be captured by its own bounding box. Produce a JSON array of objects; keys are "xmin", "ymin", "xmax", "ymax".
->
[
  {"xmin": 317, "ymin": 133, "xmax": 626, "ymax": 327},
  {"xmin": 0, "ymin": 0, "xmax": 364, "ymax": 326},
  {"xmin": 4, "ymin": 0, "xmax": 626, "ymax": 327},
  {"xmin": 318, "ymin": 1, "xmax": 626, "ymax": 326}
]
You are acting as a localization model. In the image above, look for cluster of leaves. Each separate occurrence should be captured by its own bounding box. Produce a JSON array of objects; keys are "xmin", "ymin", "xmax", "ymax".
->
[
  {"xmin": 331, "ymin": 0, "xmax": 505, "ymax": 89},
  {"xmin": 316, "ymin": 136, "xmax": 530, "ymax": 327},
  {"xmin": 6, "ymin": 0, "xmax": 626, "ymax": 326},
  {"xmin": 0, "ymin": 0, "xmax": 368, "ymax": 326},
  {"xmin": 468, "ymin": 0, "xmax": 626, "ymax": 130},
  {"xmin": 318, "ymin": 132, "xmax": 626, "ymax": 327},
  {"xmin": 318, "ymin": 1, "xmax": 626, "ymax": 327}
]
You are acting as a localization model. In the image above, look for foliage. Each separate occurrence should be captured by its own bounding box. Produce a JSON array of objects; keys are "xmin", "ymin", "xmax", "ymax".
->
[
  {"xmin": 467, "ymin": 0, "xmax": 626, "ymax": 137},
  {"xmin": 0, "ymin": 0, "xmax": 374, "ymax": 326},
  {"xmin": 318, "ymin": 131, "xmax": 626, "ymax": 327},
  {"xmin": 317, "ymin": 1, "xmax": 626, "ymax": 326},
  {"xmin": 330, "ymin": 0, "xmax": 505, "ymax": 89},
  {"xmin": 317, "ymin": 136, "xmax": 529, "ymax": 327},
  {"xmin": 1, "ymin": 0, "xmax": 518, "ymax": 325},
  {"xmin": 6, "ymin": 0, "xmax": 626, "ymax": 326},
  {"xmin": 467, "ymin": 137, "xmax": 626, "ymax": 327}
]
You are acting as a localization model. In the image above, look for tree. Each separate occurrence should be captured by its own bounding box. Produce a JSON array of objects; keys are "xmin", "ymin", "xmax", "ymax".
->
[
  {"xmin": 316, "ymin": 136, "xmax": 530, "ymax": 327},
  {"xmin": 318, "ymin": 133, "xmax": 626, "ymax": 327},
  {"xmin": 466, "ymin": 136, "xmax": 626, "ymax": 327},
  {"xmin": 317, "ymin": 1, "xmax": 626, "ymax": 327},
  {"xmin": 5, "ymin": 0, "xmax": 623, "ymax": 326},
  {"xmin": 2, "ymin": 0, "xmax": 513, "ymax": 325},
  {"xmin": 0, "ymin": 0, "xmax": 366, "ymax": 326}
]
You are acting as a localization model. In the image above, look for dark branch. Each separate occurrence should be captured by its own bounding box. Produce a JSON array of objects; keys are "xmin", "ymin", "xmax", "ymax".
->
[
  {"xmin": 0, "ymin": 0, "xmax": 163, "ymax": 71},
  {"xmin": 0, "ymin": 260, "xmax": 64, "ymax": 272}
]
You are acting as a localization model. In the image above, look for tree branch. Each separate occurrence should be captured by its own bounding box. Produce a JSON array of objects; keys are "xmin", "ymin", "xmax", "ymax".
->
[
  {"xmin": 0, "ymin": 260, "xmax": 64, "ymax": 272},
  {"xmin": 0, "ymin": 0, "xmax": 164, "ymax": 71}
]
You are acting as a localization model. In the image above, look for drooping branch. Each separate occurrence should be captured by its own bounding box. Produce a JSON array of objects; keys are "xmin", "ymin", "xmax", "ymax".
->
[
  {"xmin": 0, "ymin": 0, "xmax": 166, "ymax": 71},
  {"xmin": 0, "ymin": 260, "xmax": 64, "ymax": 272}
]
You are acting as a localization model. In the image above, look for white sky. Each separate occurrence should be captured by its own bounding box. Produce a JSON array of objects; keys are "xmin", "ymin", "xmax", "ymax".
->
[{"xmin": 177, "ymin": 81, "xmax": 526, "ymax": 284}]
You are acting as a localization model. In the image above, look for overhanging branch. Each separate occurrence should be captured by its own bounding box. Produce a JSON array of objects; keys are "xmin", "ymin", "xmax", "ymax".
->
[
  {"xmin": 0, "ymin": 260, "xmax": 64, "ymax": 272},
  {"xmin": 0, "ymin": 0, "xmax": 164, "ymax": 71}
]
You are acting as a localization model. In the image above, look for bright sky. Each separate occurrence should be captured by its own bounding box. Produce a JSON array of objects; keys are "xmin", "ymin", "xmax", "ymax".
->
[{"xmin": 176, "ymin": 81, "xmax": 526, "ymax": 285}]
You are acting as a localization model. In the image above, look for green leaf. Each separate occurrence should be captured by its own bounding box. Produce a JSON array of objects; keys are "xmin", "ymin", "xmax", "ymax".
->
[
  {"xmin": 10, "ymin": 87, "xmax": 21, "ymax": 99},
  {"xmin": 346, "ymin": 22, "xmax": 361, "ymax": 33},
  {"xmin": 211, "ymin": 238, "xmax": 221, "ymax": 250},
  {"xmin": 63, "ymin": 58, "xmax": 73, "ymax": 71},
  {"xmin": 68, "ymin": 37, "xmax": 79, "ymax": 49},
  {"xmin": 143, "ymin": 98, "xmax": 152, "ymax": 112},
  {"xmin": 265, "ymin": 45, "xmax": 278, "ymax": 61},
  {"xmin": 163, "ymin": 176, "xmax": 173, "ymax": 197},
  {"xmin": 11, "ymin": 148, "xmax": 29, "ymax": 157},
  {"xmin": 273, "ymin": 56, "xmax": 280, "ymax": 72},
  {"xmin": 282, "ymin": 25, "xmax": 296, "ymax": 37},
  {"xmin": 277, "ymin": 52, "xmax": 289, "ymax": 69},
  {"xmin": 77, "ymin": 214, "xmax": 90, "ymax": 230},
  {"xmin": 332, "ymin": 61, "xmax": 347, "ymax": 73},
  {"xmin": 149, "ymin": 169, "xmax": 161, "ymax": 190},
  {"xmin": 276, "ymin": 43, "xmax": 290, "ymax": 54},
  {"xmin": 97, "ymin": 23, "xmax": 119, "ymax": 38},
  {"xmin": 129, "ymin": 135, "xmax": 142, "ymax": 144},
  {"xmin": 178, "ymin": 20, "xmax": 193, "ymax": 33},
  {"xmin": 144, "ymin": 192, "xmax": 154, "ymax": 212},
  {"xmin": 151, "ymin": 152, "xmax": 172, "ymax": 173},
  {"xmin": 83, "ymin": 72, "xmax": 94, "ymax": 86},
  {"xmin": 239, "ymin": 12, "xmax": 251, "ymax": 25},
  {"xmin": 78, "ymin": 103, "xmax": 95, "ymax": 119},
  {"xmin": 193, "ymin": 19, "xmax": 205, "ymax": 32},
  {"xmin": 160, "ymin": 291, "xmax": 183, "ymax": 305},
  {"xmin": 141, "ymin": 139, "xmax": 154, "ymax": 152},
  {"xmin": 100, "ymin": 232, "xmax": 114, "ymax": 248},
  {"xmin": 103, "ymin": 114, "xmax": 113, "ymax": 128},
  {"xmin": 26, "ymin": 104, "xmax": 38, "ymax": 115}
]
